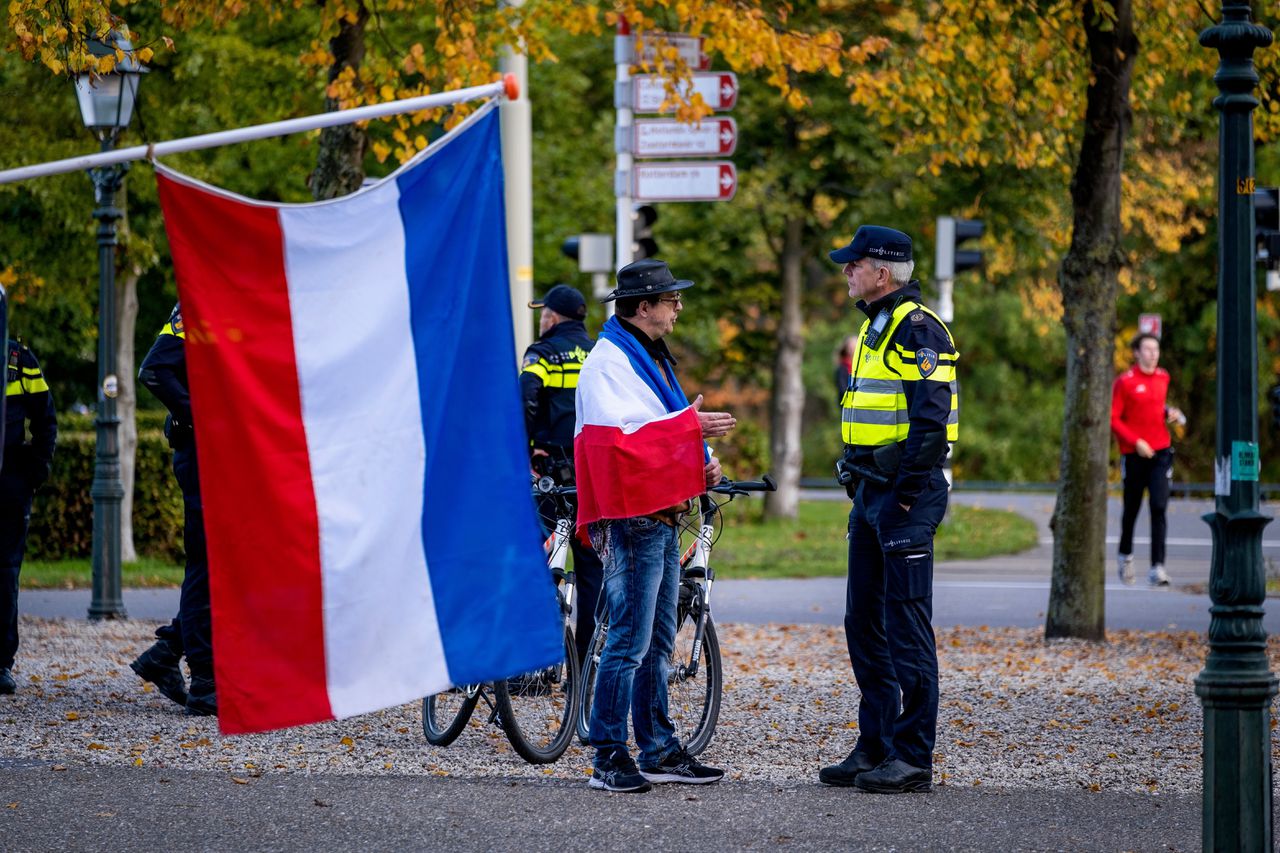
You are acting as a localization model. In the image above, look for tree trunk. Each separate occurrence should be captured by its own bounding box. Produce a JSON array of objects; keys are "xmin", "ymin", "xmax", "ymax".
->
[
  {"xmin": 115, "ymin": 267, "xmax": 139, "ymax": 563},
  {"xmin": 310, "ymin": 1, "xmax": 369, "ymax": 201},
  {"xmin": 765, "ymin": 215, "xmax": 806, "ymax": 519},
  {"xmin": 1046, "ymin": 0, "xmax": 1136, "ymax": 641}
]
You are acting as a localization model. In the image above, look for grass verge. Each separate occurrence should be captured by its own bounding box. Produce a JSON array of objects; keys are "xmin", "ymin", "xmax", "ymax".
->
[
  {"xmin": 20, "ymin": 501, "xmax": 1039, "ymax": 588},
  {"xmin": 708, "ymin": 500, "xmax": 1037, "ymax": 580}
]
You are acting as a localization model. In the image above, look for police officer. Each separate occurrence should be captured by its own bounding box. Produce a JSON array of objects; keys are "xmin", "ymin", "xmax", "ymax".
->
[
  {"xmin": 0, "ymin": 339, "xmax": 56, "ymax": 696},
  {"xmin": 521, "ymin": 284, "xmax": 602, "ymax": 666},
  {"xmin": 818, "ymin": 226, "xmax": 959, "ymax": 794},
  {"xmin": 129, "ymin": 303, "xmax": 216, "ymax": 715}
]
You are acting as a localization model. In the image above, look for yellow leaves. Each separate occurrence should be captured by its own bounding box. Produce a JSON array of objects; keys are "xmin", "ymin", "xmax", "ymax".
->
[
  {"xmin": 339, "ymin": 735, "xmax": 354, "ymax": 746},
  {"xmin": 231, "ymin": 776, "xmax": 251, "ymax": 785},
  {"xmin": 87, "ymin": 742, "xmax": 106, "ymax": 750},
  {"xmin": 65, "ymin": 711, "xmax": 79, "ymax": 721}
]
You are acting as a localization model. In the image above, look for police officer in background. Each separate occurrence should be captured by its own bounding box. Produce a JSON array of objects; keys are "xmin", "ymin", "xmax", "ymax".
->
[
  {"xmin": 521, "ymin": 284, "xmax": 602, "ymax": 666},
  {"xmin": 129, "ymin": 303, "xmax": 216, "ymax": 715},
  {"xmin": 0, "ymin": 339, "xmax": 56, "ymax": 695},
  {"xmin": 818, "ymin": 226, "xmax": 959, "ymax": 794}
]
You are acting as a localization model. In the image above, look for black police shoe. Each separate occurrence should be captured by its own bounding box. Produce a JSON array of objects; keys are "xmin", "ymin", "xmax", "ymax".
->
[
  {"xmin": 186, "ymin": 676, "xmax": 217, "ymax": 717},
  {"xmin": 853, "ymin": 758, "xmax": 932, "ymax": 794},
  {"xmin": 130, "ymin": 640, "xmax": 188, "ymax": 707},
  {"xmin": 818, "ymin": 749, "xmax": 877, "ymax": 787},
  {"xmin": 0, "ymin": 668, "xmax": 15, "ymax": 695}
]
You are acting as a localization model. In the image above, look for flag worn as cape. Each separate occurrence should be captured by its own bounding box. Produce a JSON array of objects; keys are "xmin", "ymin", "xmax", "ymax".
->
[
  {"xmin": 154, "ymin": 102, "xmax": 563, "ymax": 735},
  {"xmin": 573, "ymin": 318, "xmax": 706, "ymax": 528}
]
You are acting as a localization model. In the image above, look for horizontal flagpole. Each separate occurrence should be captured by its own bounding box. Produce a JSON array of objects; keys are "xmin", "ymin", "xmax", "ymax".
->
[{"xmin": 0, "ymin": 76, "xmax": 517, "ymax": 186}]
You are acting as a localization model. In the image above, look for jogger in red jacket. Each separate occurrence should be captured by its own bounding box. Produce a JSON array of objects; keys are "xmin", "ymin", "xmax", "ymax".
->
[{"xmin": 1110, "ymin": 333, "xmax": 1185, "ymax": 587}]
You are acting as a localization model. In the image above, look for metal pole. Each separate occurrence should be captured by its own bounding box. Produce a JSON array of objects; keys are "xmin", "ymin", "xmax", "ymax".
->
[
  {"xmin": 499, "ymin": 0, "xmax": 533, "ymax": 357},
  {"xmin": 1196, "ymin": 4, "xmax": 1275, "ymax": 849},
  {"xmin": 87, "ymin": 142, "xmax": 127, "ymax": 620},
  {"xmin": 612, "ymin": 17, "xmax": 632, "ymax": 320},
  {"xmin": 0, "ymin": 80, "xmax": 512, "ymax": 186}
]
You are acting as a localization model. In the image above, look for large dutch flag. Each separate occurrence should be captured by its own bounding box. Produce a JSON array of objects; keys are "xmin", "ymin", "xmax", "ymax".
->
[{"xmin": 154, "ymin": 102, "xmax": 563, "ymax": 735}]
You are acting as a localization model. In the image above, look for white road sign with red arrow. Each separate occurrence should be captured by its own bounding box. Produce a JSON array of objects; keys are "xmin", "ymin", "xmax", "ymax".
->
[
  {"xmin": 630, "ymin": 73, "xmax": 739, "ymax": 113},
  {"xmin": 632, "ymin": 118, "xmax": 737, "ymax": 158},
  {"xmin": 632, "ymin": 162, "xmax": 737, "ymax": 202},
  {"xmin": 633, "ymin": 32, "xmax": 710, "ymax": 70}
]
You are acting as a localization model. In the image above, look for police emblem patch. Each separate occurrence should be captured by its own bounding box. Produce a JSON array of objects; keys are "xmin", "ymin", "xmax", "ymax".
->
[
  {"xmin": 917, "ymin": 347, "xmax": 938, "ymax": 378},
  {"xmin": 911, "ymin": 312, "xmax": 924, "ymax": 322},
  {"xmin": 522, "ymin": 352, "xmax": 540, "ymax": 368}
]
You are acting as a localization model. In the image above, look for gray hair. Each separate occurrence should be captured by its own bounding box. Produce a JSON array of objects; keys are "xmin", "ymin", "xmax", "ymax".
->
[{"xmin": 871, "ymin": 259, "xmax": 915, "ymax": 286}]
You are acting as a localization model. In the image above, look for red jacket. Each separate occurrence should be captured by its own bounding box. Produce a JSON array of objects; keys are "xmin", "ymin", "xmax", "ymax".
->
[{"xmin": 1111, "ymin": 366, "xmax": 1171, "ymax": 455}]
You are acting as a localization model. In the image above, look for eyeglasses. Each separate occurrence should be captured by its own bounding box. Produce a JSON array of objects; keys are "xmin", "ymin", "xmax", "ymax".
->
[{"xmin": 656, "ymin": 295, "xmax": 683, "ymax": 305}]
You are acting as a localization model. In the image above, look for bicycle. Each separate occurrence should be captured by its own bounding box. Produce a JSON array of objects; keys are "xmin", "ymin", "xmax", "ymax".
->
[
  {"xmin": 420, "ymin": 477, "xmax": 581, "ymax": 764},
  {"xmin": 575, "ymin": 474, "xmax": 777, "ymax": 756}
]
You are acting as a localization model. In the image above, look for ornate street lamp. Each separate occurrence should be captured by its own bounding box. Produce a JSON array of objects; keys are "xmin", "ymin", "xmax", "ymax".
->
[
  {"xmin": 74, "ymin": 32, "xmax": 146, "ymax": 620},
  {"xmin": 1197, "ymin": 2, "xmax": 1276, "ymax": 849}
]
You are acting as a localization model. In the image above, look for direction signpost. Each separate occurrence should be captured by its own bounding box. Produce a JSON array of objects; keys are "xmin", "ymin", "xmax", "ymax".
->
[
  {"xmin": 626, "ymin": 73, "xmax": 738, "ymax": 113},
  {"xmin": 630, "ymin": 117, "xmax": 737, "ymax": 158},
  {"xmin": 614, "ymin": 24, "xmax": 737, "ymax": 270},
  {"xmin": 633, "ymin": 162, "xmax": 737, "ymax": 202}
]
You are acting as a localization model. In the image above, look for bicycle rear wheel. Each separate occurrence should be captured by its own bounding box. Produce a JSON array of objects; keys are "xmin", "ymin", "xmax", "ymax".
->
[
  {"xmin": 494, "ymin": 624, "xmax": 581, "ymax": 764},
  {"xmin": 669, "ymin": 595, "xmax": 722, "ymax": 756},
  {"xmin": 422, "ymin": 686, "xmax": 481, "ymax": 746}
]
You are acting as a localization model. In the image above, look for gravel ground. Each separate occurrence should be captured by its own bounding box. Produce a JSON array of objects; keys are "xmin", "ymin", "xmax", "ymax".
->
[{"xmin": 0, "ymin": 617, "xmax": 1274, "ymax": 796}]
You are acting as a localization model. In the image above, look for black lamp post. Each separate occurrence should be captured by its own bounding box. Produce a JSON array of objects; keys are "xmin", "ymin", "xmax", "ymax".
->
[
  {"xmin": 1197, "ymin": 3, "xmax": 1276, "ymax": 849},
  {"xmin": 74, "ymin": 32, "xmax": 145, "ymax": 621}
]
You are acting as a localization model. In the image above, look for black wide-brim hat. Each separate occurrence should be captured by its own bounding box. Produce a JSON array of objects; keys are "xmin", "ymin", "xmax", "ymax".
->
[{"xmin": 602, "ymin": 258, "xmax": 694, "ymax": 302}]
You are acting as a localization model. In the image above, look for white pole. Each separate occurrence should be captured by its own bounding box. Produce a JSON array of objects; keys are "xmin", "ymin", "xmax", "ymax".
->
[
  {"xmin": 612, "ymin": 19, "xmax": 633, "ymax": 321},
  {"xmin": 500, "ymin": 0, "xmax": 534, "ymax": 356},
  {"xmin": 0, "ymin": 79, "xmax": 512, "ymax": 186}
]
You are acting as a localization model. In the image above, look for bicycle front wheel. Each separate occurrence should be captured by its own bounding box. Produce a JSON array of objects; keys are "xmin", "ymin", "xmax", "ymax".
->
[
  {"xmin": 668, "ymin": 609, "xmax": 723, "ymax": 756},
  {"xmin": 576, "ymin": 620, "xmax": 607, "ymax": 745},
  {"xmin": 422, "ymin": 686, "xmax": 481, "ymax": 746},
  {"xmin": 494, "ymin": 625, "xmax": 581, "ymax": 764}
]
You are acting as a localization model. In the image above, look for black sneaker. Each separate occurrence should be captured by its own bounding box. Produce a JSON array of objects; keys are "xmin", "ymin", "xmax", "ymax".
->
[
  {"xmin": 130, "ymin": 640, "xmax": 188, "ymax": 707},
  {"xmin": 0, "ymin": 668, "xmax": 15, "ymax": 695},
  {"xmin": 186, "ymin": 675, "xmax": 217, "ymax": 717},
  {"xmin": 588, "ymin": 749, "xmax": 652, "ymax": 793},
  {"xmin": 640, "ymin": 747, "xmax": 724, "ymax": 785}
]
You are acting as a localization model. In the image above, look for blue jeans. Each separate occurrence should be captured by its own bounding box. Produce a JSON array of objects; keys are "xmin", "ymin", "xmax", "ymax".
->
[{"xmin": 588, "ymin": 516, "xmax": 681, "ymax": 767}]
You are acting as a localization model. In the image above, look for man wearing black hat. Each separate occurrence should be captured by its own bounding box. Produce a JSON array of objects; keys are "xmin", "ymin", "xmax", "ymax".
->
[
  {"xmin": 520, "ymin": 283, "xmax": 602, "ymax": 665},
  {"xmin": 819, "ymin": 226, "xmax": 960, "ymax": 794},
  {"xmin": 575, "ymin": 259, "xmax": 736, "ymax": 793}
]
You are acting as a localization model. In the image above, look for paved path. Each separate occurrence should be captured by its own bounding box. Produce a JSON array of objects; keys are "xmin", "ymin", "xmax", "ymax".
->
[{"xmin": 25, "ymin": 492, "xmax": 1277, "ymax": 633}]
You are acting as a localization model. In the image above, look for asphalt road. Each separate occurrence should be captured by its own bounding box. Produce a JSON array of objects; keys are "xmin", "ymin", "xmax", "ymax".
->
[{"xmin": 0, "ymin": 764, "xmax": 1206, "ymax": 852}]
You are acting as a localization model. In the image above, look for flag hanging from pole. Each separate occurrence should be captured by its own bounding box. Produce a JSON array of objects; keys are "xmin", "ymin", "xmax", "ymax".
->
[{"xmin": 154, "ymin": 102, "xmax": 562, "ymax": 736}]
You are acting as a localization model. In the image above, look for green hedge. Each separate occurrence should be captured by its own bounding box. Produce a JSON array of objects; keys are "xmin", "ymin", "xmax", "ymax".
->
[{"xmin": 26, "ymin": 425, "xmax": 184, "ymax": 561}]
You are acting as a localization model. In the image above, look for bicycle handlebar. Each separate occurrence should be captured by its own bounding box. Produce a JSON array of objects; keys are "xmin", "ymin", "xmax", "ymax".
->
[
  {"xmin": 709, "ymin": 474, "xmax": 777, "ymax": 496},
  {"xmin": 533, "ymin": 476, "xmax": 577, "ymax": 497}
]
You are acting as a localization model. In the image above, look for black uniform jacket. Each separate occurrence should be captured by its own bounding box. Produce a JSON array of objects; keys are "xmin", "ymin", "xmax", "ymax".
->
[{"xmin": 520, "ymin": 319, "xmax": 593, "ymax": 452}]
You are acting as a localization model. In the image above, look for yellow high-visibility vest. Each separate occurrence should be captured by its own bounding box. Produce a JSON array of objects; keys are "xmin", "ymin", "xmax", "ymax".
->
[{"xmin": 840, "ymin": 301, "xmax": 959, "ymax": 446}]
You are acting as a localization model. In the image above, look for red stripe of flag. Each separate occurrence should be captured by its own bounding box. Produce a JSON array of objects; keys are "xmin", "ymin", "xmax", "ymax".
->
[
  {"xmin": 574, "ymin": 409, "xmax": 705, "ymax": 527},
  {"xmin": 157, "ymin": 173, "xmax": 331, "ymax": 734}
]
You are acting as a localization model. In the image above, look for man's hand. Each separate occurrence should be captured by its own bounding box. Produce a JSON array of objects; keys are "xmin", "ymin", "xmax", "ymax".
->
[
  {"xmin": 704, "ymin": 457, "xmax": 723, "ymax": 489},
  {"xmin": 1166, "ymin": 406, "xmax": 1186, "ymax": 426},
  {"xmin": 1135, "ymin": 439, "xmax": 1154, "ymax": 459},
  {"xmin": 692, "ymin": 394, "xmax": 736, "ymax": 438},
  {"xmin": 529, "ymin": 447, "xmax": 549, "ymax": 477}
]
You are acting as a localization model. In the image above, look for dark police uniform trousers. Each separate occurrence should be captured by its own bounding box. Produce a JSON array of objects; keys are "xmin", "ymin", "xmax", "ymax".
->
[{"xmin": 846, "ymin": 466, "xmax": 948, "ymax": 771}]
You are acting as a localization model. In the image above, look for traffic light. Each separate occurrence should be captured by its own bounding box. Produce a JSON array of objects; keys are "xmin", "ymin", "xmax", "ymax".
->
[
  {"xmin": 632, "ymin": 204, "xmax": 658, "ymax": 260},
  {"xmin": 1268, "ymin": 383, "xmax": 1280, "ymax": 433},
  {"xmin": 935, "ymin": 216, "xmax": 984, "ymax": 279}
]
